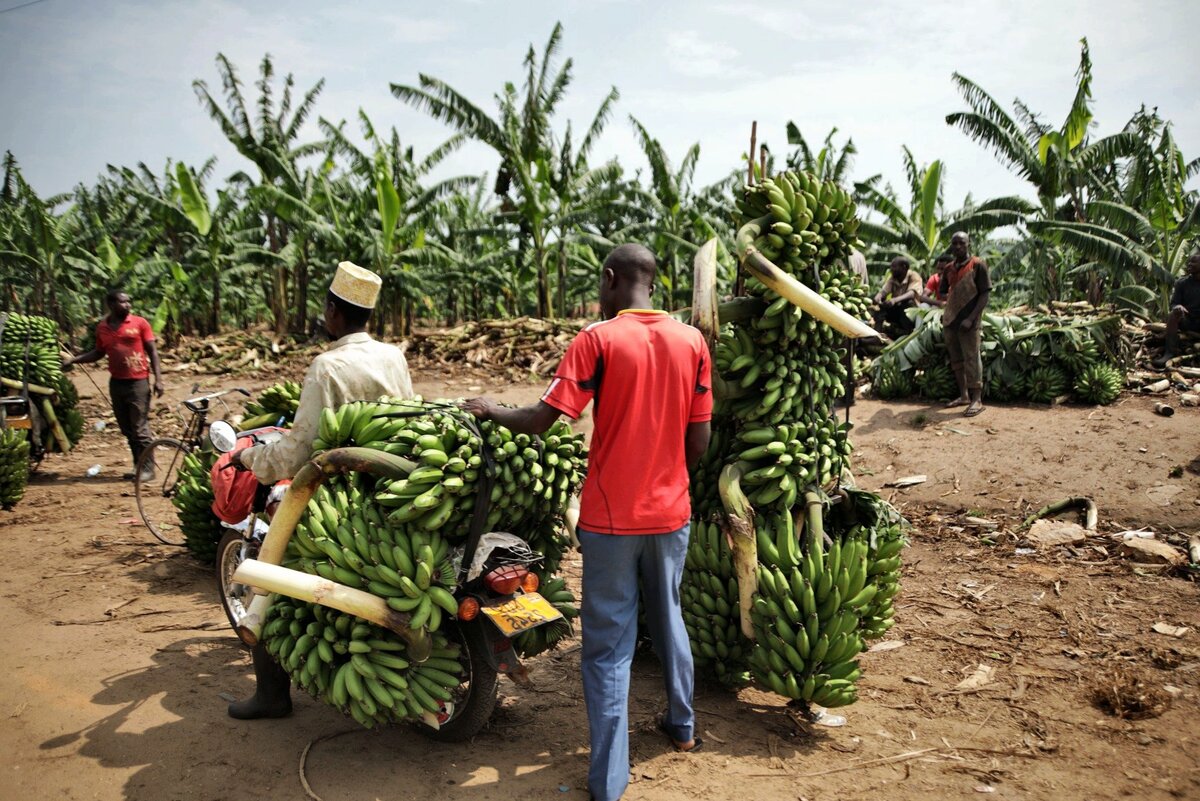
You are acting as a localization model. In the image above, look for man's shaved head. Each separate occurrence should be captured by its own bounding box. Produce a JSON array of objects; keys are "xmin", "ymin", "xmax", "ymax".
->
[
  {"xmin": 604, "ymin": 243, "xmax": 658, "ymax": 287},
  {"xmin": 599, "ymin": 243, "xmax": 658, "ymax": 319}
]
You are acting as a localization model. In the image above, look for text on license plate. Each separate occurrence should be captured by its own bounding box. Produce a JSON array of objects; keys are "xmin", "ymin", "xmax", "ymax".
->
[{"xmin": 481, "ymin": 592, "xmax": 563, "ymax": 636}]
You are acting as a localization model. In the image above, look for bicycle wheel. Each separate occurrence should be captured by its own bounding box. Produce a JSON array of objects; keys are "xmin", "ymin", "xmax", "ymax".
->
[{"xmin": 135, "ymin": 438, "xmax": 190, "ymax": 546}]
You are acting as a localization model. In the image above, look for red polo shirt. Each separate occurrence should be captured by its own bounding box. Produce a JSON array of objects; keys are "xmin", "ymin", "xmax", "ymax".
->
[
  {"xmin": 542, "ymin": 310, "xmax": 712, "ymax": 535},
  {"xmin": 95, "ymin": 314, "xmax": 155, "ymax": 380}
]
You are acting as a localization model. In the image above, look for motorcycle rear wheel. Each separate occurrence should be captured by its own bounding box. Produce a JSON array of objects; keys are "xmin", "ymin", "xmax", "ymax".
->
[{"xmin": 418, "ymin": 623, "xmax": 498, "ymax": 742}]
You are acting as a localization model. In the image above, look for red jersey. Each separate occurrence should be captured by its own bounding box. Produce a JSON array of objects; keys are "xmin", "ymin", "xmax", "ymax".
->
[
  {"xmin": 542, "ymin": 310, "xmax": 712, "ymax": 535},
  {"xmin": 96, "ymin": 314, "xmax": 155, "ymax": 379}
]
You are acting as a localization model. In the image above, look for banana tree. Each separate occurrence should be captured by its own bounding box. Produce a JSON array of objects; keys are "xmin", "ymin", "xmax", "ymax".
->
[
  {"xmin": 854, "ymin": 147, "xmax": 1034, "ymax": 276},
  {"xmin": 392, "ymin": 23, "xmax": 619, "ymax": 318}
]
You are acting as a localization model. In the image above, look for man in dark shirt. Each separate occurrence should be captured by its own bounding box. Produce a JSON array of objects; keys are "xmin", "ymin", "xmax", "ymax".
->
[{"xmin": 1153, "ymin": 252, "xmax": 1200, "ymax": 368}]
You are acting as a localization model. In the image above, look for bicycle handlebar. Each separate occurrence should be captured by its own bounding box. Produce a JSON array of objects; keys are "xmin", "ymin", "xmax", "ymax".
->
[{"xmin": 183, "ymin": 387, "xmax": 251, "ymax": 413}]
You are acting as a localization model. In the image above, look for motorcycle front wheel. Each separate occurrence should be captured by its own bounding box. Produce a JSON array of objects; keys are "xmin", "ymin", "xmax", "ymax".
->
[
  {"xmin": 216, "ymin": 529, "xmax": 259, "ymax": 647},
  {"xmin": 418, "ymin": 622, "xmax": 499, "ymax": 742}
]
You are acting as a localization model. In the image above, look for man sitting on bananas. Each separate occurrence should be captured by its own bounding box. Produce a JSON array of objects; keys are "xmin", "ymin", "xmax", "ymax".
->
[
  {"xmin": 463, "ymin": 243, "xmax": 712, "ymax": 801},
  {"xmin": 1153, "ymin": 251, "xmax": 1200, "ymax": 368},
  {"xmin": 872, "ymin": 257, "xmax": 922, "ymax": 336},
  {"xmin": 226, "ymin": 261, "xmax": 415, "ymax": 719}
]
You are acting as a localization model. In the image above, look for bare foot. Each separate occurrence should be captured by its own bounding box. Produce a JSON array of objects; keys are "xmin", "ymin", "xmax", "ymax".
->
[
  {"xmin": 944, "ymin": 396, "xmax": 969, "ymax": 408},
  {"xmin": 964, "ymin": 401, "xmax": 985, "ymax": 417}
]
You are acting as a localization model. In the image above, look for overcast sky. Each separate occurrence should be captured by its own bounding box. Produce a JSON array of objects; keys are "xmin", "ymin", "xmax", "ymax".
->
[{"xmin": 1, "ymin": 0, "xmax": 1197, "ymax": 209}]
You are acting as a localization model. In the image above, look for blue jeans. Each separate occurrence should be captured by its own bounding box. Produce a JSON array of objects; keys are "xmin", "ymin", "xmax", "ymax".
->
[{"xmin": 579, "ymin": 524, "xmax": 695, "ymax": 801}]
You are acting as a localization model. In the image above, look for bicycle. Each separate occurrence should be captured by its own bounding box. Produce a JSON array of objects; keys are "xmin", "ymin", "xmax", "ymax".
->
[{"xmin": 134, "ymin": 387, "xmax": 250, "ymax": 546}]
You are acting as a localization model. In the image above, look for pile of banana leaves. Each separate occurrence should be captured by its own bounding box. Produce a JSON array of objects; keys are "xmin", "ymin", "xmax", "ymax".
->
[{"xmin": 872, "ymin": 307, "xmax": 1129, "ymax": 405}]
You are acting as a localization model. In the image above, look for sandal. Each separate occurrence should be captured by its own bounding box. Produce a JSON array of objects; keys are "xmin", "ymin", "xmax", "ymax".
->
[
  {"xmin": 944, "ymin": 397, "xmax": 969, "ymax": 409},
  {"xmin": 964, "ymin": 402, "xmax": 985, "ymax": 418},
  {"xmin": 657, "ymin": 718, "xmax": 704, "ymax": 753}
]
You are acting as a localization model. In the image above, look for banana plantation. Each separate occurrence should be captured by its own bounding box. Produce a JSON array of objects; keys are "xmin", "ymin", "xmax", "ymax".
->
[{"xmin": 1, "ymin": 29, "xmax": 1196, "ymax": 339}]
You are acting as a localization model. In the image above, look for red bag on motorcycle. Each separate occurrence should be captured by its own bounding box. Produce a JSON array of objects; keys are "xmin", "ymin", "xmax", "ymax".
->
[
  {"xmin": 209, "ymin": 426, "xmax": 288, "ymax": 524},
  {"xmin": 210, "ymin": 450, "xmax": 261, "ymax": 525}
]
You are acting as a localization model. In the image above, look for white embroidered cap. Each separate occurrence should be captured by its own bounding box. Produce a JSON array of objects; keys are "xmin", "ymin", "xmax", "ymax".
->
[{"xmin": 330, "ymin": 261, "xmax": 382, "ymax": 309}]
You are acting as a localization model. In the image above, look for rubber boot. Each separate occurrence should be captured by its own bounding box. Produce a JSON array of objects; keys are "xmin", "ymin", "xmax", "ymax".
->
[
  {"xmin": 1147, "ymin": 330, "xmax": 1176, "ymax": 369},
  {"xmin": 228, "ymin": 642, "xmax": 293, "ymax": 719}
]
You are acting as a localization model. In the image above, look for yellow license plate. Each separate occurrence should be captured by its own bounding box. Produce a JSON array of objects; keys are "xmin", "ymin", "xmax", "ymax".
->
[{"xmin": 481, "ymin": 592, "xmax": 563, "ymax": 636}]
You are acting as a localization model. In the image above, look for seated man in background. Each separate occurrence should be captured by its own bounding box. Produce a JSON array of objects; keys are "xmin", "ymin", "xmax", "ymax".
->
[
  {"xmin": 872, "ymin": 257, "xmax": 922, "ymax": 336},
  {"xmin": 919, "ymin": 253, "xmax": 954, "ymax": 308},
  {"xmin": 1153, "ymin": 251, "xmax": 1200, "ymax": 368}
]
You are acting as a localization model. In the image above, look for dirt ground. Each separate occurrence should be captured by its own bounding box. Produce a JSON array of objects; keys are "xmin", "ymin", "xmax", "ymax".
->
[{"xmin": 1, "ymin": 361, "xmax": 1198, "ymax": 801}]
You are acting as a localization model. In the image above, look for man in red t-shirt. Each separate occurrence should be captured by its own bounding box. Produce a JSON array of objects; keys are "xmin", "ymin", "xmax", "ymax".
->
[
  {"xmin": 463, "ymin": 244, "xmax": 711, "ymax": 801},
  {"xmin": 63, "ymin": 289, "xmax": 164, "ymax": 479}
]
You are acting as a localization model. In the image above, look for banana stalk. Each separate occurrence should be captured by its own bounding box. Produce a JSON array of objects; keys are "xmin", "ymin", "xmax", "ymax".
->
[
  {"xmin": 803, "ymin": 491, "xmax": 825, "ymax": 552},
  {"xmin": 1020, "ymin": 496, "xmax": 1098, "ymax": 531},
  {"xmin": 241, "ymin": 448, "xmax": 418, "ymax": 643},
  {"xmin": 232, "ymin": 559, "xmax": 432, "ymax": 661},
  {"xmin": 691, "ymin": 238, "xmax": 720, "ymax": 355},
  {"xmin": 740, "ymin": 247, "xmax": 879, "ymax": 340},
  {"xmin": 719, "ymin": 461, "xmax": 757, "ymax": 639},
  {"xmin": 0, "ymin": 376, "xmax": 56, "ymax": 396},
  {"xmin": 41, "ymin": 398, "xmax": 71, "ymax": 452}
]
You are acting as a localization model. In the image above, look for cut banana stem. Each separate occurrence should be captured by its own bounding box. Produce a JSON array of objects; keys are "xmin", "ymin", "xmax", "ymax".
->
[
  {"xmin": 233, "ymin": 559, "xmax": 432, "ymax": 661},
  {"xmin": 1020, "ymin": 496, "xmax": 1098, "ymax": 531},
  {"xmin": 0, "ymin": 376, "xmax": 57, "ymax": 396},
  {"xmin": 691, "ymin": 238, "xmax": 720, "ymax": 354},
  {"xmin": 257, "ymin": 448, "xmax": 417, "ymax": 567},
  {"xmin": 719, "ymin": 461, "xmax": 758, "ymax": 639},
  {"xmin": 740, "ymin": 247, "xmax": 879, "ymax": 340},
  {"xmin": 40, "ymin": 398, "xmax": 71, "ymax": 452}
]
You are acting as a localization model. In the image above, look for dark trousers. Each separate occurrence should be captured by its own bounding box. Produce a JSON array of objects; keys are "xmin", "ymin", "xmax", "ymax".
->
[
  {"xmin": 110, "ymin": 378, "xmax": 154, "ymax": 463},
  {"xmin": 872, "ymin": 300, "xmax": 916, "ymax": 335}
]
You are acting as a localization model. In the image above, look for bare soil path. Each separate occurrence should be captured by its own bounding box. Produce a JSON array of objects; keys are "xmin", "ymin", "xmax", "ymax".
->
[{"xmin": 1, "ymin": 365, "xmax": 1197, "ymax": 800}]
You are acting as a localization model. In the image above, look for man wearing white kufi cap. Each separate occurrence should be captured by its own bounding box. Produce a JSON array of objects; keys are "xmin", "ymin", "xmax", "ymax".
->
[{"xmin": 226, "ymin": 261, "xmax": 414, "ymax": 719}]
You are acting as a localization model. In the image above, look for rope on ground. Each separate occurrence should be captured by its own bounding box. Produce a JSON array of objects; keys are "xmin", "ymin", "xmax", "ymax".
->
[{"xmin": 299, "ymin": 728, "xmax": 363, "ymax": 801}]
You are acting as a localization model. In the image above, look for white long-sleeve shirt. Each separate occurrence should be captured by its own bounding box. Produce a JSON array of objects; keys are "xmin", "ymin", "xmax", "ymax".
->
[{"xmin": 241, "ymin": 332, "xmax": 414, "ymax": 483}]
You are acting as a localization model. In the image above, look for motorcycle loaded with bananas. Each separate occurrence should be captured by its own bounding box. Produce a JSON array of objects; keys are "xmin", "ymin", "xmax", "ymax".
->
[{"xmin": 216, "ymin": 396, "xmax": 584, "ymax": 740}]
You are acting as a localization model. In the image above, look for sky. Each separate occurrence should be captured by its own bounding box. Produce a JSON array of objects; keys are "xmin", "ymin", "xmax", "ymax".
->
[{"xmin": 1, "ymin": 0, "xmax": 1197, "ymax": 209}]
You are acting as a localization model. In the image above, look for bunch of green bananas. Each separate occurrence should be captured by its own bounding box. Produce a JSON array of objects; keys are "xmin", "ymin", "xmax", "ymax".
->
[
  {"xmin": 678, "ymin": 170, "xmax": 906, "ymax": 704},
  {"xmin": 512, "ymin": 576, "xmax": 578, "ymax": 658},
  {"xmin": 1025, "ymin": 364, "xmax": 1070, "ymax": 404},
  {"xmin": 1072, "ymin": 362, "xmax": 1123, "ymax": 406},
  {"xmin": 240, "ymin": 381, "xmax": 302, "ymax": 429},
  {"xmin": 171, "ymin": 450, "xmax": 224, "ymax": 562},
  {"xmin": 0, "ymin": 428, "xmax": 31, "ymax": 510},
  {"xmin": 682, "ymin": 520, "xmax": 749, "ymax": 686},
  {"xmin": 0, "ymin": 344, "xmax": 62, "ymax": 390},
  {"xmin": 263, "ymin": 593, "xmax": 466, "ymax": 729},
  {"xmin": 0, "ymin": 313, "xmax": 57, "ymax": 347},
  {"xmin": 915, "ymin": 361, "xmax": 958, "ymax": 401},
  {"xmin": 259, "ymin": 397, "xmax": 586, "ymax": 728},
  {"xmin": 314, "ymin": 398, "xmax": 587, "ymax": 538},
  {"xmin": 874, "ymin": 361, "xmax": 915, "ymax": 400}
]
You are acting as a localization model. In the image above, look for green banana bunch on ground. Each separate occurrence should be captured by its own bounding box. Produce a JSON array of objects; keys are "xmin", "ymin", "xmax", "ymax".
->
[
  {"xmin": 914, "ymin": 361, "xmax": 958, "ymax": 401},
  {"xmin": 873, "ymin": 308, "xmax": 1126, "ymax": 406},
  {"xmin": 1072, "ymin": 362, "xmax": 1123, "ymax": 406},
  {"xmin": 241, "ymin": 380, "xmax": 302, "ymax": 429},
  {"xmin": 263, "ymin": 593, "xmax": 465, "ymax": 729},
  {"xmin": 0, "ymin": 429, "xmax": 31, "ymax": 510},
  {"xmin": 260, "ymin": 397, "xmax": 586, "ymax": 728},
  {"xmin": 677, "ymin": 170, "xmax": 906, "ymax": 707},
  {"xmin": 1024, "ymin": 364, "xmax": 1070, "ymax": 404},
  {"xmin": 875, "ymin": 361, "xmax": 915, "ymax": 400},
  {"xmin": 171, "ymin": 450, "xmax": 225, "ymax": 562}
]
